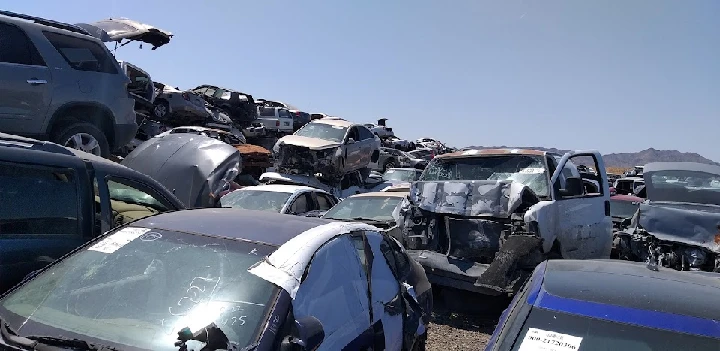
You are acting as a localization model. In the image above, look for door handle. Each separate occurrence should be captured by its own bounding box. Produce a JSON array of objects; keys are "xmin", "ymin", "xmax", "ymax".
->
[{"xmin": 27, "ymin": 79, "xmax": 47, "ymax": 85}]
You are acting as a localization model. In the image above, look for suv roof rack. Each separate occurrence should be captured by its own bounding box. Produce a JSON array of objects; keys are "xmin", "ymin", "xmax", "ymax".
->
[
  {"xmin": 0, "ymin": 133, "xmax": 75, "ymax": 156},
  {"xmin": 0, "ymin": 10, "xmax": 90, "ymax": 36}
]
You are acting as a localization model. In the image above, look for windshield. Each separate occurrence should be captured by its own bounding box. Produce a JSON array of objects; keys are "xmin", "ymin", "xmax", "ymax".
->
[
  {"xmin": 383, "ymin": 169, "xmax": 421, "ymax": 182},
  {"xmin": 0, "ymin": 227, "xmax": 279, "ymax": 351},
  {"xmin": 420, "ymin": 155, "xmax": 550, "ymax": 197},
  {"xmin": 610, "ymin": 199, "xmax": 640, "ymax": 218},
  {"xmin": 294, "ymin": 122, "xmax": 348, "ymax": 143},
  {"xmin": 510, "ymin": 308, "xmax": 718, "ymax": 350},
  {"xmin": 220, "ymin": 189, "xmax": 292, "ymax": 212},
  {"xmin": 323, "ymin": 196, "xmax": 404, "ymax": 222},
  {"xmin": 645, "ymin": 170, "xmax": 720, "ymax": 205}
]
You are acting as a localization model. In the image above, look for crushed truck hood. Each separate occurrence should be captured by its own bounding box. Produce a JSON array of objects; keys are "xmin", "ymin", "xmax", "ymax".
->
[
  {"xmin": 638, "ymin": 201, "xmax": 720, "ymax": 252},
  {"xmin": 76, "ymin": 18, "xmax": 173, "ymax": 49},
  {"xmin": 408, "ymin": 180, "xmax": 538, "ymax": 218},
  {"xmin": 276, "ymin": 135, "xmax": 341, "ymax": 150}
]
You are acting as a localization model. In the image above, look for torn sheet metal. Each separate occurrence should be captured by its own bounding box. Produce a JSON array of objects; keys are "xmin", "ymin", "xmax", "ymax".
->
[
  {"xmin": 248, "ymin": 222, "xmax": 377, "ymax": 298},
  {"xmin": 274, "ymin": 143, "xmax": 340, "ymax": 180},
  {"xmin": 121, "ymin": 134, "xmax": 241, "ymax": 208},
  {"xmin": 408, "ymin": 180, "xmax": 538, "ymax": 218},
  {"xmin": 638, "ymin": 202, "xmax": 720, "ymax": 252}
]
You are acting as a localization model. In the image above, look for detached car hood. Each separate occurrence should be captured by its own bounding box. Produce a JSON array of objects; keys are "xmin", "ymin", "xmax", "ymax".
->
[
  {"xmin": 276, "ymin": 135, "xmax": 341, "ymax": 150},
  {"xmin": 638, "ymin": 201, "xmax": 720, "ymax": 252},
  {"xmin": 408, "ymin": 180, "xmax": 539, "ymax": 218},
  {"xmin": 76, "ymin": 18, "xmax": 173, "ymax": 49}
]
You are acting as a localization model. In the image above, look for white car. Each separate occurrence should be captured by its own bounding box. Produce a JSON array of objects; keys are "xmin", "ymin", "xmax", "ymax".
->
[
  {"xmin": 322, "ymin": 191, "xmax": 409, "ymax": 242},
  {"xmin": 219, "ymin": 184, "xmax": 338, "ymax": 216},
  {"xmin": 256, "ymin": 106, "xmax": 294, "ymax": 136},
  {"xmin": 273, "ymin": 118, "xmax": 381, "ymax": 181}
]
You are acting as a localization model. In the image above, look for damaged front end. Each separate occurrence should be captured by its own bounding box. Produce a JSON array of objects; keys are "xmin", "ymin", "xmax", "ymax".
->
[
  {"xmin": 274, "ymin": 144, "xmax": 341, "ymax": 182},
  {"xmin": 401, "ymin": 180, "xmax": 544, "ymax": 296},
  {"xmin": 615, "ymin": 202, "xmax": 720, "ymax": 272}
]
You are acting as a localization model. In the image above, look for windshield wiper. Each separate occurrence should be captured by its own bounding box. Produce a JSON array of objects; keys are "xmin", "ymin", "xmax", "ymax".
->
[{"xmin": 0, "ymin": 318, "xmax": 120, "ymax": 350}]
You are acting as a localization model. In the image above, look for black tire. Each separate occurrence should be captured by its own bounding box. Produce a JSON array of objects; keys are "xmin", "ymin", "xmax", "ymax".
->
[
  {"xmin": 383, "ymin": 158, "xmax": 397, "ymax": 172},
  {"xmin": 51, "ymin": 122, "xmax": 110, "ymax": 158},
  {"xmin": 153, "ymin": 99, "xmax": 170, "ymax": 119}
]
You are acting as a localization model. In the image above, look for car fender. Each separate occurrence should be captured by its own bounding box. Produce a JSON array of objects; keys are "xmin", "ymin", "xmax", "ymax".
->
[{"xmin": 524, "ymin": 200, "xmax": 560, "ymax": 254}]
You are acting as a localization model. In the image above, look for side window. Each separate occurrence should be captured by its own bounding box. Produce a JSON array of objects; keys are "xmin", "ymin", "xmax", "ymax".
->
[
  {"xmin": 105, "ymin": 177, "xmax": 170, "ymax": 227},
  {"xmin": 259, "ymin": 107, "xmax": 276, "ymax": 117},
  {"xmin": 0, "ymin": 23, "xmax": 45, "ymax": 66},
  {"xmin": 346, "ymin": 127, "xmax": 359, "ymax": 142},
  {"xmin": 316, "ymin": 193, "xmax": 335, "ymax": 211},
  {"xmin": 203, "ymin": 87, "xmax": 217, "ymax": 97},
  {"xmin": 278, "ymin": 109, "xmax": 291, "ymax": 118},
  {"xmin": 366, "ymin": 231, "xmax": 402, "ymax": 303},
  {"xmin": 357, "ymin": 126, "xmax": 374, "ymax": 141},
  {"xmin": 289, "ymin": 193, "xmax": 311, "ymax": 214},
  {"xmin": 0, "ymin": 164, "xmax": 79, "ymax": 235},
  {"xmin": 294, "ymin": 235, "xmax": 370, "ymax": 348},
  {"xmin": 379, "ymin": 236, "xmax": 411, "ymax": 280},
  {"xmin": 42, "ymin": 31, "xmax": 116, "ymax": 73},
  {"xmin": 555, "ymin": 154, "xmax": 605, "ymax": 199}
]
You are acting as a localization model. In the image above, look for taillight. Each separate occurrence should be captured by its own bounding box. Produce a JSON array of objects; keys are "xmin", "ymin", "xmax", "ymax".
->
[
  {"xmin": 182, "ymin": 93, "xmax": 190, "ymax": 101},
  {"xmin": 276, "ymin": 121, "xmax": 280, "ymax": 126}
]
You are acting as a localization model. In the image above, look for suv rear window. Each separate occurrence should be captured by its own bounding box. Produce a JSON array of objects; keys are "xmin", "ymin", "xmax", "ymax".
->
[
  {"xmin": 0, "ymin": 164, "xmax": 79, "ymax": 235},
  {"xmin": 42, "ymin": 31, "xmax": 117, "ymax": 74},
  {"xmin": 259, "ymin": 107, "xmax": 276, "ymax": 117}
]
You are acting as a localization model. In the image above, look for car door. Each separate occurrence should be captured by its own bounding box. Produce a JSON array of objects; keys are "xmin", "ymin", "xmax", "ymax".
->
[
  {"xmin": 363, "ymin": 231, "xmax": 405, "ymax": 350},
  {"xmin": 292, "ymin": 233, "xmax": 373, "ymax": 350},
  {"xmin": 551, "ymin": 151, "xmax": 613, "ymax": 259},
  {"xmin": 0, "ymin": 22, "xmax": 52, "ymax": 135},
  {"xmin": 356, "ymin": 126, "xmax": 376, "ymax": 167},
  {"xmin": 0, "ymin": 159, "xmax": 93, "ymax": 293},
  {"xmin": 343, "ymin": 127, "xmax": 363, "ymax": 171}
]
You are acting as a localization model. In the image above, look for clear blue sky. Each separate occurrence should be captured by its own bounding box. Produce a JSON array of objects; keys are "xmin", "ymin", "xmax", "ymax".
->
[{"xmin": 8, "ymin": 0, "xmax": 719, "ymax": 159}]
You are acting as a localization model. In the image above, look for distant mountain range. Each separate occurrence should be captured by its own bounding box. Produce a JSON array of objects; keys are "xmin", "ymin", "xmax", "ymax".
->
[{"xmin": 462, "ymin": 146, "xmax": 719, "ymax": 168}]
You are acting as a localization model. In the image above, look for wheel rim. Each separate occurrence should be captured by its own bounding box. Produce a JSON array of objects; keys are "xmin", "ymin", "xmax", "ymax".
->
[
  {"xmin": 386, "ymin": 161, "xmax": 396, "ymax": 170},
  {"xmin": 64, "ymin": 133, "xmax": 101, "ymax": 155},
  {"xmin": 154, "ymin": 103, "xmax": 167, "ymax": 118}
]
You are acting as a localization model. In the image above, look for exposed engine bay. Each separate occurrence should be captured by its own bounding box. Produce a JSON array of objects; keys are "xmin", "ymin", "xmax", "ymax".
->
[
  {"xmin": 274, "ymin": 144, "xmax": 341, "ymax": 182},
  {"xmin": 401, "ymin": 180, "xmax": 547, "ymax": 295}
]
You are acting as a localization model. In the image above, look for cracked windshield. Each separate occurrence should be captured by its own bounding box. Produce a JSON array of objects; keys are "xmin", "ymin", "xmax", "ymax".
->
[{"xmin": 0, "ymin": 1, "xmax": 717, "ymax": 350}]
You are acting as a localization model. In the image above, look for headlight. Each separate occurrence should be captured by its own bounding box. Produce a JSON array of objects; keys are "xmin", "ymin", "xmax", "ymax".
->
[{"xmin": 684, "ymin": 247, "xmax": 707, "ymax": 267}]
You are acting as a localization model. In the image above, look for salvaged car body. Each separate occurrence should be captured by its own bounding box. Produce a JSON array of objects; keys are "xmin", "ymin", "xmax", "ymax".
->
[
  {"xmin": 0, "ymin": 132, "xmax": 184, "ymax": 293},
  {"xmin": 0, "ymin": 210, "xmax": 432, "ymax": 351},
  {"xmin": 273, "ymin": 118, "xmax": 381, "ymax": 182},
  {"xmin": 190, "ymin": 85, "xmax": 258, "ymax": 127},
  {"xmin": 400, "ymin": 148, "xmax": 613, "ymax": 296},
  {"xmin": 220, "ymin": 184, "xmax": 338, "ymax": 216},
  {"xmin": 121, "ymin": 134, "xmax": 241, "ymax": 208},
  {"xmin": 615, "ymin": 162, "xmax": 720, "ymax": 272}
]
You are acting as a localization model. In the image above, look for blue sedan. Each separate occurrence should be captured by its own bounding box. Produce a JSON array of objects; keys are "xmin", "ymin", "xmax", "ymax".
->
[{"xmin": 485, "ymin": 259, "xmax": 720, "ymax": 350}]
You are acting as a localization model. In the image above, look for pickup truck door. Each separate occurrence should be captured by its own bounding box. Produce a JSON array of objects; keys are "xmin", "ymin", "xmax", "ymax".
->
[
  {"xmin": 0, "ymin": 155, "xmax": 93, "ymax": 293},
  {"xmin": 550, "ymin": 151, "xmax": 613, "ymax": 259}
]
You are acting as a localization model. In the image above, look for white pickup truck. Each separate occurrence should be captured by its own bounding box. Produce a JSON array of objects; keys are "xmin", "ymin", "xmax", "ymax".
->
[
  {"xmin": 256, "ymin": 106, "xmax": 294, "ymax": 137},
  {"xmin": 400, "ymin": 148, "xmax": 613, "ymax": 299}
]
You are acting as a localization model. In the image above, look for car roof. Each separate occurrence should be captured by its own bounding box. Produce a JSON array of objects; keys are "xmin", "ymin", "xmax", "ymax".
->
[
  {"xmin": 311, "ymin": 118, "xmax": 354, "ymax": 128},
  {"xmin": 348, "ymin": 191, "xmax": 409, "ymax": 198},
  {"xmin": 534, "ymin": 259, "xmax": 720, "ymax": 322},
  {"xmin": 236, "ymin": 184, "xmax": 320, "ymax": 194},
  {"xmin": 133, "ymin": 208, "xmax": 336, "ymax": 247},
  {"xmin": 437, "ymin": 148, "xmax": 547, "ymax": 159}
]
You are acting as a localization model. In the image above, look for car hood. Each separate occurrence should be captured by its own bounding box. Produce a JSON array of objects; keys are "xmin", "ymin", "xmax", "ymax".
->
[
  {"xmin": 408, "ymin": 180, "xmax": 539, "ymax": 218},
  {"xmin": 637, "ymin": 201, "xmax": 720, "ymax": 252},
  {"xmin": 276, "ymin": 135, "xmax": 341, "ymax": 150},
  {"xmin": 75, "ymin": 18, "xmax": 173, "ymax": 49},
  {"xmin": 259, "ymin": 172, "xmax": 335, "ymax": 194}
]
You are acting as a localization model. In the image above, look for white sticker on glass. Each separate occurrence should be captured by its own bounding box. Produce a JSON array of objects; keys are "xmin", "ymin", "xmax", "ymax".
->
[
  {"xmin": 519, "ymin": 167, "xmax": 545, "ymax": 174},
  {"xmin": 518, "ymin": 328, "xmax": 583, "ymax": 351},
  {"xmin": 88, "ymin": 227, "xmax": 151, "ymax": 254}
]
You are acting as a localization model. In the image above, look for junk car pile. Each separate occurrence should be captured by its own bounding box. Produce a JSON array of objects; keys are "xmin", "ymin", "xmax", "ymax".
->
[{"xmin": 2, "ymin": 9, "xmax": 720, "ymax": 351}]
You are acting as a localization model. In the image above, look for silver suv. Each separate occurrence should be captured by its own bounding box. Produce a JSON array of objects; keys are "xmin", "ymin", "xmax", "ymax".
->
[{"xmin": 0, "ymin": 11, "xmax": 137, "ymax": 157}]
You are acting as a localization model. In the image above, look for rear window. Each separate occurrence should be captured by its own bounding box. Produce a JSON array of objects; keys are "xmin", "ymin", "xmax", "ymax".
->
[
  {"xmin": 0, "ymin": 164, "xmax": 79, "ymax": 235},
  {"xmin": 43, "ymin": 31, "xmax": 117, "ymax": 74},
  {"xmin": 259, "ymin": 107, "xmax": 276, "ymax": 117},
  {"xmin": 278, "ymin": 109, "xmax": 291, "ymax": 118}
]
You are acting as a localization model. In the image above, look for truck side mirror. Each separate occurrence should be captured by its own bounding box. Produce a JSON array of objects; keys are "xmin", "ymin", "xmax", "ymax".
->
[{"xmin": 559, "ymin": 177, "xmax": 584, "ymax": 197}]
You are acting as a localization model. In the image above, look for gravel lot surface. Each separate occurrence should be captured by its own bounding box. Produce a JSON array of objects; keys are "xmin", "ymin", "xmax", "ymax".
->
[{"xmin": 426, "ymin": 303, "xmax": 501, "ymax": 350}]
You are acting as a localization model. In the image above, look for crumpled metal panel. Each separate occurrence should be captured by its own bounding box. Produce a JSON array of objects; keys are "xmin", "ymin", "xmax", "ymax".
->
[
  {"xmin": 447, "ymin": 218, "xmax": 504, "ymax": 261},
  {"xmin": 121, "ymin": 134, "xmax": 241, "ymax": 208},
  {"xmin": 638, "ymin": 202, "xmax": 720, "ymax": 252},
  {"xmin": 274, "ymin": 144, "xmax": 340, "ymax": 179},
  {"xmin": 408, "ymin": 180, "xmax": 533, "ymax": 218}
]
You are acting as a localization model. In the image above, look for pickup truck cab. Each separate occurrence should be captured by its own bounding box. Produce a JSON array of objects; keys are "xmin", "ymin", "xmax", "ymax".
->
[
  {"xmin": 400, "ymin": 148, "xmax": 613, "ymax": 300},
  {"xmin": 0, "ymin": 133, "xmax": 184, "ymax": 293},
  {"xmin": 256, "ymin": 106, "xmax": 294, "ymax": 137}
]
